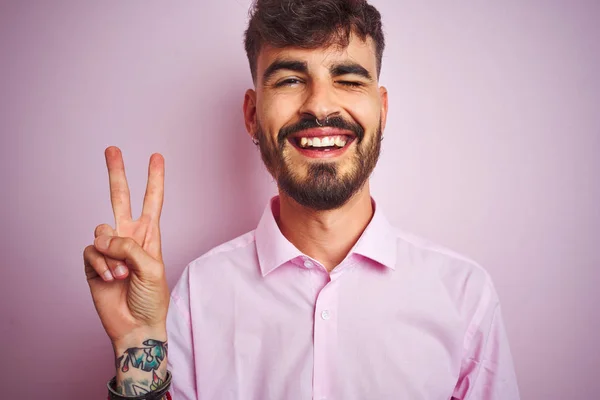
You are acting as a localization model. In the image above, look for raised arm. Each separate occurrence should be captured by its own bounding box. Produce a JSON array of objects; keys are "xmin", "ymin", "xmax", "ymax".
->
[{"xmin": 83, "ymin": 146, "xmax": 171, "ymax": 398}]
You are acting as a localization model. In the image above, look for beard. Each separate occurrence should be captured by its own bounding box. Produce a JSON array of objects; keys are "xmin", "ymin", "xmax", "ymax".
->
[{"xmin": 256, "ymin": 115, "xmax": 382, "ymax": 211}]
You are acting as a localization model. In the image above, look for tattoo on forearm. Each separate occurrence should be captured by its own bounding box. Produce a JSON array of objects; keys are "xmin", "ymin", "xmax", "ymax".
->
[{"xmin": 115, "ymin": 339, "xmax": 168, "ymax": 396}]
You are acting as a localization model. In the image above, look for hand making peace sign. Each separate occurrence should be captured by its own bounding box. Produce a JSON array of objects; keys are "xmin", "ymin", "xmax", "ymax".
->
[{"xmin": 83, "ymin": 146, "xmax": 169, "ymax": 347}]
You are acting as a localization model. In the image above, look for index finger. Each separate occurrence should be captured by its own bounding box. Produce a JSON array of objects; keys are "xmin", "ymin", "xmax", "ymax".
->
[
  {"xmin": 105, "ymin": 146, "xmax": 133, "ymax": 224},
  {"xmin": 141, "ymin": 152, "xmax": 165, "ymax": 222}
]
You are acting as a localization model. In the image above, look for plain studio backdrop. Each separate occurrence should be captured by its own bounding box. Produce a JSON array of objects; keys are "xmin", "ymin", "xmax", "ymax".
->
[{"xmin": 0, "ymin": 1, "xmax": 598, "ymax": 398}]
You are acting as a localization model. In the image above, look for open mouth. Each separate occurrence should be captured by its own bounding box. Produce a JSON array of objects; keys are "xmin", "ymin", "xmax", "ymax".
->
[{"xmin": 290, "ymin": 134, "xmax": 356, "ymax": 152}]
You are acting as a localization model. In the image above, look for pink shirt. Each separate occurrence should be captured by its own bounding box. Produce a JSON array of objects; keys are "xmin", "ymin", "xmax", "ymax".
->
[{"xmin": 167, "ymin": 196, "xmax": 520, "ymax": 399}]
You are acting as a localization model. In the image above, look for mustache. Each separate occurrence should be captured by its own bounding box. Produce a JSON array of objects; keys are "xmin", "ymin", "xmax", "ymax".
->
[{"xmin": 278, "ymin": 115, "xmax": 365, "ymax": 144}]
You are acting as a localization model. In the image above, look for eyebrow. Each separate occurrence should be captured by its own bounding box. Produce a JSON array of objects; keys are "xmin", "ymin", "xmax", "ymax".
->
[
  {"xmin": 330, "ymin": 62, "xmax": 373, "ymax": 81},
  {"xmin": 262, "ymin": 60, "xmax": 308, "ymax": 84},
  {"xmin": 261, "ymin": 59, "xmax": 374, "ymax": 84}
]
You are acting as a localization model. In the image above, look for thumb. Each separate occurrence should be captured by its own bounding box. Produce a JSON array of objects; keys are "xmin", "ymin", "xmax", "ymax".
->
[{"xmin": 93, "ymin": 235, "xmax": 161, "ymax": 276}]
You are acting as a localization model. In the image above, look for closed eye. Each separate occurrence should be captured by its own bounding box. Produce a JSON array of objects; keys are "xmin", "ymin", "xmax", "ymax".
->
[
  {"xmin": 274, "ymin": 78, "xmax": 303, "ymax": 88},
  {"xmin": 338, "ymin": 81, "xmax": 364, "ymax": 87}
]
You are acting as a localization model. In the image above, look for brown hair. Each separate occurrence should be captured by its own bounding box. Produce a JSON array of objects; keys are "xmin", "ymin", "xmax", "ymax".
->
[{"xmin": 244, "ymin": 0, "xmax": 385, "ymax": 82}]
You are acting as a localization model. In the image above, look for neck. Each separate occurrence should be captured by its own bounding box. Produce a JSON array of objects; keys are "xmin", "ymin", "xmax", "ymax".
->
[{"xmin": 276, "ymin": 183, "xmax": 374, "ymax": 272}]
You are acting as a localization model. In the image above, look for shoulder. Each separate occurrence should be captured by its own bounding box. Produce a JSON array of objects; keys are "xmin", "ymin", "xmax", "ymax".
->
[
  {"xmin": 192, "ymin": 230, "xmax": 257, "ymax": 264},
  {"xmin": 391, "ymin": 226, "xmax": 499, "ymax": 313},
  {"xmin": 394, "ymin": 227, "xmax": 489, "ymax": 275},
  {"xmin": 170, "ymin": 230, "xmax": 258, "ymax": 299}
]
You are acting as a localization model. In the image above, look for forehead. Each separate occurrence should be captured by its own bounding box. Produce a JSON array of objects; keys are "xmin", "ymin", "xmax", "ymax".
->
[{"xmin": 256, "ymin": 34, "xmax": 377, "ymax": 80}]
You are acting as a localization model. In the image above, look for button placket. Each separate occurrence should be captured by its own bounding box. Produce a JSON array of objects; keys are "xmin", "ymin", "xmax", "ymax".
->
[{"xmin": 312, "ymin": 279, "xmax": 339, "ymax": 400}]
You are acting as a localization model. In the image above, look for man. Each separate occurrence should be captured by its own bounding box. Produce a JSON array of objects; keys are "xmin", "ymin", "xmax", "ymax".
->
[{"xmin": 84, "ymin": 0, "xmax": 520, "ymax": 399}]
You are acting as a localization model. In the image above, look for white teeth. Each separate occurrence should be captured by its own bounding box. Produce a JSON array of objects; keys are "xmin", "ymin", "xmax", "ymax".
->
[{"xmin": 298, "ymin": 135, "xmax": 349, "ymax": 148}]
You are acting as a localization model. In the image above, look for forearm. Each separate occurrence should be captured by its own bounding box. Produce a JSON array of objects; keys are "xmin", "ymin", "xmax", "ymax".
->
[{"xmin": 112, "ymin": 332, "xmax": 169, "ymax": 398}]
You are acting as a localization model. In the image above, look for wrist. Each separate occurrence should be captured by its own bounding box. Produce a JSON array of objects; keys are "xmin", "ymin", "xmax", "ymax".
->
[
  {"xmin": 111, "ymin": 326, "xmax": 167, "ymax": 356},
  {"xmin": 112, "ymin": 334, "xmax": 169, "ymax": 397},
  {"xmin": 108, "ymin": 370, "xmax": 172, "ymax": 400}
]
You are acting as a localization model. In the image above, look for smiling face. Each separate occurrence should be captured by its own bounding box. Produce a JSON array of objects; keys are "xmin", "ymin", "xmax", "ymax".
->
[{"xmin": 243, "ymin": 33, "xmax": 388, "ymax": 210}]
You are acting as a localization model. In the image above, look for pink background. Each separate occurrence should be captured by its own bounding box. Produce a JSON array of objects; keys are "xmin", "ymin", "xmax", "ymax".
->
[{"xmin": 1, "ymin": 1, "xmax": 599, "ymax": 398}]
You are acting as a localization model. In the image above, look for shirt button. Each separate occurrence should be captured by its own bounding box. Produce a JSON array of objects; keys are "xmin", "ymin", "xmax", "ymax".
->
[
  {"xmin": 303, "ymin": 260, "xmax": 313, "ymax": 268},
  {"xmin": 321, "ymin": 310, "xmax": 331, "ymax": 320}
]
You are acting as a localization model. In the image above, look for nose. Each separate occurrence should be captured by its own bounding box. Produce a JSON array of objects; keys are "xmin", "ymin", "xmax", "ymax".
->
[{"xmin": 298, "ymin": 80, "xmax": 341, "ymax": 122}]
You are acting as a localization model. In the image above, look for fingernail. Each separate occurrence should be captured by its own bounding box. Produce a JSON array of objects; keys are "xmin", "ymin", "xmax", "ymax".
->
[
  {"xmin": 114, "ymin": 264, "xmax": 127, "ymax": 277},
  {"xmin": 103, "ymin": 270, "xmax": 114, "ymax": 281},
  {"xmin": 95, "ymin": 236, "xmax": 111, "ymax": 250}
]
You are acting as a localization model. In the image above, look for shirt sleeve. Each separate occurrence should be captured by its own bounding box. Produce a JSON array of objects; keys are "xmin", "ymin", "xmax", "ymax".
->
[
  {"xmin": 167, "ymin": 266, "xmax": 198, "ymax": 400},
  {"xmin": 452, "ymin": 282, "xmax": 521, "ymax": 400}
]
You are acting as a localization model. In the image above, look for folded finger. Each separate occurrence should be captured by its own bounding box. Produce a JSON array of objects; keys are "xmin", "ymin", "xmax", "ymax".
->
[
  {"xmin": 93, "ymin": 225, "xmax": 129, "ymax": 279},
  {"xmin": 93, "ymin": 235, "xmax": 160, "ymax": 277},
  {"xmin": 94, "ymin": 223, "xmax": 115, "ymax": 238},
  {"xmin": 83, "ymin": 245, "xmax": 115, "ymax": 282}
]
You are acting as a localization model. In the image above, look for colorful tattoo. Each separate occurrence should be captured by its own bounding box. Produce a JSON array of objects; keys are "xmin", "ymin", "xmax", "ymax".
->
[
  {"xmin": 118, "ymin": 339, "xmax": 168, "ymax": 373},
  {"xmin": 115, "ymin": 339, "xmax": 168, "ymax": 396}
]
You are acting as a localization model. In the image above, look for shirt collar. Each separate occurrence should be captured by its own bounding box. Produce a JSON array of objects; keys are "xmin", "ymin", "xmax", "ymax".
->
[
  {"xmin": 351, "ymin": 198, "xmax": 397, "ymax": 270},
  {"xmin": 255, "ymin": 196, "xmax": 303, "ymax": 276},
  {"xmin": 255, "ymin": 196, "xmax": 397, "ymax": 276}
]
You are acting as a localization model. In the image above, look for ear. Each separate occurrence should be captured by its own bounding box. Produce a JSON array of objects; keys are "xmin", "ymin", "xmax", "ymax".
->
[
  {"xmin": 243, "ymin": 89, "xmax": 258, "ymax": 139},
  {"xmin": 379, "ymin": 86, "xmax": 388, "ymax": 132}
]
